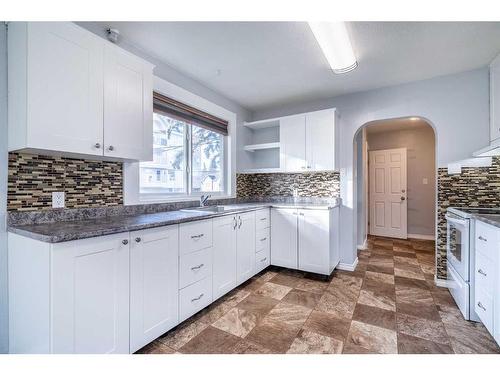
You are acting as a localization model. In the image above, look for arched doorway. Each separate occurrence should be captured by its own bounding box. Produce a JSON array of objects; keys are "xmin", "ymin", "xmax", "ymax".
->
[{"xmin": 353, "ymin": 116, "xmax": 437, "ymax": 279}]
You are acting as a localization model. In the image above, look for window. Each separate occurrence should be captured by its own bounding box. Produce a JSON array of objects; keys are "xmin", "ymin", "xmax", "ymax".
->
[{"xmin": 139, "ymin": 93, "xmax": 227, "ymax": 199}]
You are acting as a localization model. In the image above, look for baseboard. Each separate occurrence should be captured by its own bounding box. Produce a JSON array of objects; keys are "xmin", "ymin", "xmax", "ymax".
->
[
  {"xmin": 357, "ymin": 238, "xmax": 368, "ymax": 250},
  {"xmin": 408, "ymin": 233, "xmax": 435, "ymax": 241},
  {"xmin": 337, "ymin": 257, "xmax": 359, "ymax": 272},
  {"xmin": 434, "ymin": 276, "xmax": 449, "ymax": 288}
]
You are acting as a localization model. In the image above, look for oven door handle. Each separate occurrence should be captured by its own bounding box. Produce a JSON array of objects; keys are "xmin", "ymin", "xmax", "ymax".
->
[{"xmin": 445, "ymin": 214, "xmax": 467, "ymax": 226}]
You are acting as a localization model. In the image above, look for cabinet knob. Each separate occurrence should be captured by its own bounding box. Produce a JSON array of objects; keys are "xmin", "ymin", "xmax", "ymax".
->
[
  {"xmin": 94, "ymin": 142, "xmax": 101, "ymax": 149},
  {"xmin": 135, "ymin": 237, "xmax": 141, "ymax": 243},
  {"xmin": 108, "ymin": 145, "xmax": 115, "ymax": 151},
  {"xmin": 122, "ymin": 239, "xmax": 129, "ymax": 245}
]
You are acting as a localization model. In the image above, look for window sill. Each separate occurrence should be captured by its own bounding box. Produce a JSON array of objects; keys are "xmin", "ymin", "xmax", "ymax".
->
[{"xmin": 135, "ymin": 194, "xmax": 236, "ymax": 205}]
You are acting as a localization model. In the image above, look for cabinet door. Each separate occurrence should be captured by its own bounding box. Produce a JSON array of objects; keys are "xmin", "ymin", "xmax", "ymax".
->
[
  {"xmin": 271, "ymin": 208, "xmax": 298, "ymax": 269},
  {"xmin": 306, "ymin": 109, "xmax": 336, "ymax": 171},
  {"xmin": 490, "ymin": 55, "xmax": 500, "ymax": 142},
  {"xmin": 280, "ymin": 114, "xmax": 306, "ymax": 172},
  {"xmin": 213, "ymin": 215, "xmax": 238, "ymax": 300},
  {"xmin": 236, "ymin": 212, "xmax": 256, "ymax": 284},
  {"xmin": 51, "ymin": 233, "xmax": 130, "ymax": 354},
  {"xmin": 130, "ymin": 226, "xmax": 179, "ymax": 353},
  {"xmin": 27, "ymin": 22, "xmax": 104, "ymax": 155},
  {"xmin": 104, "ymin": 44, "xmax": 153, "ymax": 160},
  {"xmin": 298, "ymin": 209, "xmax": 330, "ymax": 275}
]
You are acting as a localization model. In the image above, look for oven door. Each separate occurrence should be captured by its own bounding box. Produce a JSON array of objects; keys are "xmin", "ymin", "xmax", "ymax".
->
[{"xmin": 446, "ymin": 213, "xmax": 470, "ymax": 282}]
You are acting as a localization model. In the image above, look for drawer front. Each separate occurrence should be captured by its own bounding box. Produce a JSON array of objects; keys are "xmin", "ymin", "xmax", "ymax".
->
[
  {"xmin": 475, "ymin": 220, "xmax": 499, "ymax": 259},
  {"xmin": 256, "ymin": 209, "xmax": 270, "ymax": 230},
  {"xmin": 256, "ymin": 227, "xmax": 270, "ymax": 253},
  {"xmin": 255, "ymin": 247, "xmax": 271, "ymax": 274},
  {"xmin": 179, "ymin": 247, "xmax": 213, "ymax": 289},
  {"xmin": 474, "ymin": 251, "xmax": 494, "ymax": 296},
  {"xmin": 475, "ymin": 288, "xmax": 494, "ymax": 334},
  {"xmin": 179, "ymin": 219, "xmax": 213, "ymax": 255},
  {"xmin": 179, "ymin": 277, "xmax": 213, "ymax": 322}
]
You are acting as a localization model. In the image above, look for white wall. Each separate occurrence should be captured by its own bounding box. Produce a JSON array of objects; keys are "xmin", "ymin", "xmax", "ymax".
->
[
  {"xmin": 253, "ymin": 68, "xmax": 490, "ymax": 266},
  {"xmin": 0, "ymin": 22, "xmax": 8, "ymax": 353}
]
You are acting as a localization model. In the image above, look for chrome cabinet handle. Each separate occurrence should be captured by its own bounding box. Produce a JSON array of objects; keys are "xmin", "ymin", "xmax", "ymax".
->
[
  {"xmin": 191, "ymin": 263, "xmax": 204, "ymax": 271},
  {"xmin": 478, "ymin": 236, "xmax": 487, "ymax": 242},
  {"xmin": 260, "ymin": 257, "xmax": 267, "ymax": 262},
  {"xmin": 299, "ymin": 212, "xmax": 304, "ymax": 216},
  {"xmin": 238, "ymin": 216, "xmax": 242, "ymax": 229},
  {"xmin": 191, "ymin": 293, "xmax": 204, "ymax": 302},
  {"xmin": 260, "ymin": 237, "xmax": 267, "ymax": 242},
  {"xmin": 94, "ymin": 142, "xmax": 101, "ymax": 149},
  {"xmin": 260, "ymin": 218, "xmax": 267, "ymax": 221},
  {"xmin": 477, "ymin": 301, "xmax": 486, "ymax": 311},
  {"xmin": 122, "ymin": 239, "xmax": 129, "ymax": 245},
  {"xmin": 107, "ymin": 145, "xmax": 114, "ymax": 151},
  {"xmin": 233, "ymin": 217, "xmax": 237, "ymax": 230},
  {"xmin": 191, "ymin": 233, "xmax": 204, "ymax": 239},
  {"xmin": 135, "ymin": 237, "xmax": 141, "ymax": 243},
  {"xmin": 478, "ymin": 269, "xmax": 487, "ymax": 276}
]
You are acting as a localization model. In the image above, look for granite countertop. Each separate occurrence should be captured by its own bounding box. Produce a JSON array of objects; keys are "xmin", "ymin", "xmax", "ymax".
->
[
  {"xmin": 8, "ymin": 201, "xmax": 339, "ymax": 243},
  {"xmin": 472, "ymin": 213, "xmax": 500, "ymax": 229}
]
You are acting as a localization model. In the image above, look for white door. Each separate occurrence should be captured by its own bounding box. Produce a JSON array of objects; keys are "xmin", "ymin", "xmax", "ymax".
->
[
  {"xmin": 236, "ymin": 212, "xmax": 256, "ymax": 284},
  {"xmin": 305, "ymin": 109, "xmax": 336, "ymax": 171},
  {"xmin": 271, "ymin": 208, "xmax": 298, "ymax": 269},
  {"xmin": 130, "ymin": 226, "xmax": 179, "ymax": 353},
  {"xmin": 104, "ymin": 44, "xmax": 153, "ymax": 160},
  {"xmin": 27, "ymin": 22, "xmax": 104, "ymax": 156},
  {"xmin": 280, "ymin": 114, "xmax": 306, "ymax": 172},
  {"xmin": 298, "ymin": 209, "xmax": 330, "ymax": 275},
  {"xmin": 51, "ymin": 233, "xmax": 130, "ymax": 354},
  {"xmin": 369, "ymin": 148, "xmax": 408, "ymax": 239},
  {"xmin": 213, "ymin": 215, "xmax": 238, "ymax": 300}
]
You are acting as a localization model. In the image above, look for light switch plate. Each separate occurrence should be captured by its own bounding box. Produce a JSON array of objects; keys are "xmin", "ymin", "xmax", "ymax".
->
[
  {"xmin": 422, "ymin": 178, "xmax": 428, "ymax": 185},
  {"xmin": 52, "ymin": 192, "xmax": 65, "ymax": 208}
]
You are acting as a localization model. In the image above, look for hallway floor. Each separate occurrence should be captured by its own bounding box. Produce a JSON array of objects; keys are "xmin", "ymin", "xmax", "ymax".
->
[{"xmin": 137, "ymin": 236, "xmax": 500, "ymax": 354}]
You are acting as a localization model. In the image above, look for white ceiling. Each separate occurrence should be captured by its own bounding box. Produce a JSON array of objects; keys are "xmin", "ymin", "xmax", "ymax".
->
[
  {"xmin": 365, "ymin": 118, "xmax": 432, "ymax": 135},
  {"xmin": 80, "ymin": 22, "xmax": 500, "ymax": 112}
]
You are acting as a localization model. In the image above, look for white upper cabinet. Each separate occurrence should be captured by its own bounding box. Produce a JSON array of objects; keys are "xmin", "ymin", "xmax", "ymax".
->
[
  {"xmin": 104, "ymin": 44, "xmax": 153, "ymax": 160},
  {"xmin": 280, "ymin": 114, "xmax": 306, "ymax": 172},
  {"xmin": 8, "ymin": 22, "xmax": 154, "ymax": 161},
  {"xmin": 279, "ymin": 108, "xmax": 337, "ymax": 173},
  {"xmin": 490, "ymin": 54, "xmax": 500, "ymax": 142},
  {"xmin": 8, "ymin": 22, "xmax": 104, "ymax": 156}
]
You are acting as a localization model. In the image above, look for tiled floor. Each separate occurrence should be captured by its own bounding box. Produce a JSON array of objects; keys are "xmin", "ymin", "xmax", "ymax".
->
[{"xmin": 137, "ymin": 236, "xmax": 500, "ymax": 354}]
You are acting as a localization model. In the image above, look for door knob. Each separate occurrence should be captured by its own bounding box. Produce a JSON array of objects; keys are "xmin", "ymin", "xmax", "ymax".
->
[{"xmin": 400, "ymin": 197, "xmax": 406, "ymax": 201}]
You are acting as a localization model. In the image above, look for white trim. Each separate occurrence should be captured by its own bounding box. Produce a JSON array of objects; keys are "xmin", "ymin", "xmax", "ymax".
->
[
  {"xmin": 124, "ymin": 76, "xmax": 237, "ymax": 205},
  {"xmin": 434, "ymin": 276, "xmax": 449, "ymax": 288},
  {"xmin": 337, "ymin": 257, "xmax": 359, "ymax": 272},
  {"xmin": 357, "ymin": 238, "xmax": 368, "ymax": 250},
  {"xmin": 407, "ymin": 233, "xmax": 435, "ymax": 241}
]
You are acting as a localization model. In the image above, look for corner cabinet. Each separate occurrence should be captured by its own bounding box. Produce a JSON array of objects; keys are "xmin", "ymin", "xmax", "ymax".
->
[{"xmin": 7, "ymin": 22, "xmax": 154, "ymax": 161}]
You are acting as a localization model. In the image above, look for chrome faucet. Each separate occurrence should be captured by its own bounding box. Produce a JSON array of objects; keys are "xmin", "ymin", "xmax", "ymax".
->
[{"xmin": 200, "ymin": 194, "xmax": 211, "ymax": 207}]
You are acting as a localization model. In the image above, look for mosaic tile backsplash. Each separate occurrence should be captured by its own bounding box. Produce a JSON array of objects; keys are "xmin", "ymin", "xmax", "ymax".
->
[
  {"xmin": 436, "ymin": 156, "xmax": 500, "ymax": 279},
  {"xmin": 236, "ymin": 171, "xmax": 340, "ymax": 198},
  {"xmin": 8, "ymin": 152, "xmax": 123, "ymax": 211}
]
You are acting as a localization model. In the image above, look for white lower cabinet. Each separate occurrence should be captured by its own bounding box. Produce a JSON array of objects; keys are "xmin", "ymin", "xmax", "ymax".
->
[
  {"xmin": 213, "ymin": 215, "xmax": 238, "ymax": 300},
  {"xmin": 129, "ymin": 226, "xmax": 179, "ymax": 353},
  {"xmin": 236, "ymin": 212, "xmax": 256, "ymax": 284},
  {"xmin": 271, "ymin": 207, "xmax": 339, "ymax": 276}
]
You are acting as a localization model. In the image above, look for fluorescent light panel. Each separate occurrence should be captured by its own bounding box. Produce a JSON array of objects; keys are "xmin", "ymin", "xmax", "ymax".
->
[{"xmin": 308, "ymin": 22, "xmax": 357, "ymax": 74}]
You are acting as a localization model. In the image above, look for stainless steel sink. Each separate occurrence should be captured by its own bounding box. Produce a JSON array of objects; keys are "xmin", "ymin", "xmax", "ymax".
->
[{"xmin": 181, "ymin": 205, "xmax": 227, "ymax": 213}]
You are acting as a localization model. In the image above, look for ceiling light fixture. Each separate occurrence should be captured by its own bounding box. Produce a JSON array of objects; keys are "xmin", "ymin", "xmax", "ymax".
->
[{"xmin": 308, "ymin": 22, "xmax": 358, "ymax": 74}]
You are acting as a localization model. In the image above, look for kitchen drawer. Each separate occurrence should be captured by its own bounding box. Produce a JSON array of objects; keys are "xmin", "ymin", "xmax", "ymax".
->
[
  {"xmin": 256, "ymin": 227, "xmax": 270, "ymax": 253},
  {"xmin": 179, "ymin": 219, "xmax": 213, "ymax": 255},
  {"xmin": 179, "ymin": 247, "xmax": 212, "ymax": 289},
  {"xmin": 256, "ymin": 209, "xmax": 270, "ymax": 230},
  {"xmin": 179, "ymin": 277, "xmax": 213, "ymax": 321},
  {"xmin": 475, "ymin": 220, "xmax": 500, "ymax": 259},
  {"xmin": 474, "ymin": 251, "xmax": 494, "ymax": 296},
  {"xmin": 475, "ymin": 288, "xmax": 494, "ymax": 335},
  {"xmin": 255, "ymin": 247, "xmax": 271, "ymax": 274}
]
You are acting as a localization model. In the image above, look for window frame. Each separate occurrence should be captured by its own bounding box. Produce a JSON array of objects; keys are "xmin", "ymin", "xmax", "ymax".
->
[{"xmin": 123, "ymin": 76, "xmax": 236, "ymax": 205}]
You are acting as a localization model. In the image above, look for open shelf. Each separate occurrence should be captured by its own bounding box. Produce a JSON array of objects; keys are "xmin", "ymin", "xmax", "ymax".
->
[
  {"xmin": 243, "ymin": 142, "xmax": 280, "ymax": 152},
  {"xmin": 244, "ymin": 118, "xmax": 280, "ymax": 130}
]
